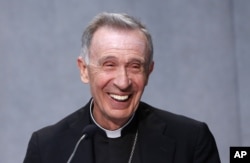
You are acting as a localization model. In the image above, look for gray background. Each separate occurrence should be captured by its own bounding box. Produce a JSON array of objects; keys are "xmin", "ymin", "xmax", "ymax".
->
[{"xmin": 0, "ymin": 0, "xmax": 249, "ymax": 163}]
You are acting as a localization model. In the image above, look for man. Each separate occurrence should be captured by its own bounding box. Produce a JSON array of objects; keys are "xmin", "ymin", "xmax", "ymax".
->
[{"xmin": 24, "ymin": 12, "xmax": 220, "ymax": 163}]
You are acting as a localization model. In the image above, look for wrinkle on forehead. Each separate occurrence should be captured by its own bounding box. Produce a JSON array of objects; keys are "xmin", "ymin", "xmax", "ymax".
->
[{"xmin": 89, "ymin": 27, "xmax": 147, "ymax": 59}]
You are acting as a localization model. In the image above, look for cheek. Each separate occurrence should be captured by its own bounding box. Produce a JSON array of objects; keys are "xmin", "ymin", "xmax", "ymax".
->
[
  {"xmin": 131, "ymin": 74, "xmax": 148, "ymax": 88},
  {"xmin": 89, "ymin": 70, "xmax": 113, "ymax": 88}
]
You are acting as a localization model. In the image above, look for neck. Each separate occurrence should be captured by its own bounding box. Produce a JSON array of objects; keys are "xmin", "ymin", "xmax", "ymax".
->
[
  {"xmin": 94, "ymin": 115, "xmax": 130, "ymax": 130},
  {"xmin": 89, "ymin": 100, "xmax": 135, "ymax": 138}
]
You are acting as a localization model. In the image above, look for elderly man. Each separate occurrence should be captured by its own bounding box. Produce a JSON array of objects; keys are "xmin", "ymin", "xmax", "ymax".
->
[{"xmin": 24, "ymin": 12, "xmax": 220, "ymax": 163}]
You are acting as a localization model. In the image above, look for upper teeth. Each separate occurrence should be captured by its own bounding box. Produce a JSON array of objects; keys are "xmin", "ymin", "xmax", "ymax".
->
[{"xmin": 110, "ymin": 94, "xmax": 129, "ymax": 101}]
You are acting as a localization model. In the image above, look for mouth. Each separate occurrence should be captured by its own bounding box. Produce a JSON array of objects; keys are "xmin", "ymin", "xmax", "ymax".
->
[{"xmin": 109, "ymin": 93, "xmax": 130, "ymax": 102}]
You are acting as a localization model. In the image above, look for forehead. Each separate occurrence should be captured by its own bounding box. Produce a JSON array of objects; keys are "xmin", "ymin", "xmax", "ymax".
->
[{"xmin": 89, "ymin": 26, "xmax": 147, "ymax": 57}]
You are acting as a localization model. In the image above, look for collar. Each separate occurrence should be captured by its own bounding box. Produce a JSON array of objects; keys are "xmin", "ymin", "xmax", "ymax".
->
[{"xmin": 89, "ymin": 99, "xmax": 135, "ymax": 138}]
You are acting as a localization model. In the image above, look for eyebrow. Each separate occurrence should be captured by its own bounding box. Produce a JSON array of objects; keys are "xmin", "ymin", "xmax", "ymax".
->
[
  {"xmin": 98, "ymin": 55, "xmax": 145, "ymax": 65},
  {"xmin": 98, "ymin": 56, "xmax": 118, "ymax": 65},
  {"xmin": 127, "ymin": 58, "xmax": 145, "ymax": 65}
]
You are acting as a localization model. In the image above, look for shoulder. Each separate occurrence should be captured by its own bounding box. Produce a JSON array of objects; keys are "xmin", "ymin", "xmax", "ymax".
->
[
  {"xmin": 138, "ymin": 101, "xmax": 211, "ymax": 137},
  {"xmin": 24, "ymin": 104, "xmax": 91, "ymax": 162},
  {"xmin": 33, "ymin": 104, "xmax": 89, "ymax": 143},
  {"xmin": 139, "ymin": 101, "xmax": 204, "ymax": 126}
]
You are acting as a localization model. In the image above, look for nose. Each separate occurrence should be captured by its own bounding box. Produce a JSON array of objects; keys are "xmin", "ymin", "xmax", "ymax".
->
[{"xmin": 113, "ymin": 67, "xmax": 131, "ymax": 90}]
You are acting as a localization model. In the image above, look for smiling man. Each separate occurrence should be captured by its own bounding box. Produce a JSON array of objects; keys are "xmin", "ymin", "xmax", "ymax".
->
[
  {"xmin": 24, "ymin": 12, "xmax": 220, "ymax": 163},
  {"xmin": 78, "ymin": 25, "xmax": 153, "ymax": 131}
]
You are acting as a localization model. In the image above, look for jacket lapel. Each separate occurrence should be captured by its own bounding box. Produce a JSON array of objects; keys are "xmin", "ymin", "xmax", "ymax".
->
[{"xmin": 137, "ymin": 103, "xmax": 176, "ymax": 163}]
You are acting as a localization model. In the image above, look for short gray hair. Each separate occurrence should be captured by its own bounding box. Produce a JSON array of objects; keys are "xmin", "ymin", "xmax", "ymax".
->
[{"xmin": 80, "ymin": 12, "xmax": 153, "ymax": 65}]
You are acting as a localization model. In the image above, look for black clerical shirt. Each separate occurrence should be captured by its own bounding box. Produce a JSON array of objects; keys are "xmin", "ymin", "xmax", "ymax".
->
[
  {"xmin": 91, "ymin": 115, "xmax": 140, "ymax": 163},
  {"xmin": 89, "ymin": 99, "xmax": 141, "ymax": 163}
]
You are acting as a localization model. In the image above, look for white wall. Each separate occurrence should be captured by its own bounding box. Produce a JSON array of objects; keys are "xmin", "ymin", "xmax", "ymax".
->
[{"xmin": 0, "ymin": 0, "xmax": 249, "ymax": 163}]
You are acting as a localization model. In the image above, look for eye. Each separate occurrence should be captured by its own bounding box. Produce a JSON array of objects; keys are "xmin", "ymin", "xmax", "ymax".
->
[
  {"xmin": 104, "ymin": 62, "xmax": 114, "ymax": 67},
  {"xmin": 131, "ymin": 63, "xmax": 140, "ymax": 69},
  {"xmin": 129, "ymin": 63, "xmax": 143, "ymax": 73},
  {"xmin": 103, "ymin": 61, "xmax": 116, "ymax": 70}
]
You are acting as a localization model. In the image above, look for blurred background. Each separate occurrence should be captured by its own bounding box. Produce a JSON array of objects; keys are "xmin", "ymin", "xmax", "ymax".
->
[{"xmin": 1, "ymin": 0, "xmax": 249, "ymax": 163}]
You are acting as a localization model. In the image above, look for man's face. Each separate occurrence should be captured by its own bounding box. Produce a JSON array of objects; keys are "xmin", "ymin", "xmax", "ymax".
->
[{"xmin": 78, "ymin": 27, "xmax": 153, "ymax": 129}]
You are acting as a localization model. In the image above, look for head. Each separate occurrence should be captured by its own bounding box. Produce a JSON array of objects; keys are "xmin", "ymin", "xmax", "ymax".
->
[{"xmin": 77, "ymin": 12, "xmax": 154, "ymax": 130}]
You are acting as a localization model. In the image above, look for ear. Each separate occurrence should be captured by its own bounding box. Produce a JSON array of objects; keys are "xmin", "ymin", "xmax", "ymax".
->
[
  {"xmin": 148, "ymin": 61, "xmax": 154, "ymax": 74},
  {"xmin": 77, "ymin": 56, "xmax": 89, "ymax": 83},
  {"xmin": 145, "ymin": 61, "xmax": 154, "ymax": 85}
]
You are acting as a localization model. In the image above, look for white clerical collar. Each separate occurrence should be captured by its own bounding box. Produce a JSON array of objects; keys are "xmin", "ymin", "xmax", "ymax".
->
[{"xmin": 89, "ymin": 99, "xmax": 135, "ymax": 138}]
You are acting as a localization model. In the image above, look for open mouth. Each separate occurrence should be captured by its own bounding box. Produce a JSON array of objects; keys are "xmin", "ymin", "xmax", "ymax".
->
[{"xmin": 109, "ymin": 94, "xmax": 130, "ymax": 102}]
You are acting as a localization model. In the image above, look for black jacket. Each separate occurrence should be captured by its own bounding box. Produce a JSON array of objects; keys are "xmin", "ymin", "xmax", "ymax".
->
[{"xmin": 23, "ymin": 100, "xmax": 220, "ymax": 163}]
